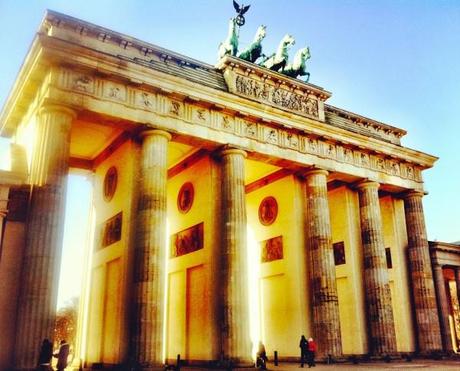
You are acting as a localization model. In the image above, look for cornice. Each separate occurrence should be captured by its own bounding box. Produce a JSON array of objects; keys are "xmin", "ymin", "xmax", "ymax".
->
[
  {"xmin": 41, "ymin": 10, "xmax": 216, "ymax": 71},
  {"xmin": 429, "ymin": 241, "xmax": 460, "ymax": 255},
  {"xmin": 325, "ymin": 105, "xmax": 406, "ymax": 138}
]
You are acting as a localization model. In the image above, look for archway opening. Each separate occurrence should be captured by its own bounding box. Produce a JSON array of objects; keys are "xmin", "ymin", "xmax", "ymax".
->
[{"xmin": 54, "ymin": 172, "xmax": 93, "ymax": 363}]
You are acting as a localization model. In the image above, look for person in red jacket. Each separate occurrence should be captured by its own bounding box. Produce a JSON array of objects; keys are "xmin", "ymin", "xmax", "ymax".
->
[{"xmin": 307, "ymin": 337, "xmax": 317, "ymax": 368}]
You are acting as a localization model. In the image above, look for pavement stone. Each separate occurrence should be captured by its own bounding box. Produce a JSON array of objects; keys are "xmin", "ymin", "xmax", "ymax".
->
[{"xmin": 177, "ymin": 359, "xmax": 460, "ymax": 371}]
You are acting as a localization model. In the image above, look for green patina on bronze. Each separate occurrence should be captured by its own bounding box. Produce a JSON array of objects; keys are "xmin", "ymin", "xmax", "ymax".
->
[
  {"xmin": 219, "ymin": 2, "xmax": 312, "ymax": 81},
  {"xmin": 237, "ymin": 24, "xmax": 266, "ymax": 63}
]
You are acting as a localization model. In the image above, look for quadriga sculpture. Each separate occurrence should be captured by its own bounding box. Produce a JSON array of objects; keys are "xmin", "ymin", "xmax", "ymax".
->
[
  {"xmin": 260, "ymin": 34, "xmax": 295, "ymax": 72},
  {"xmin": 282, "ymin": 47, "xmax": 311, "ymax": 82},
  {"xmin": 218, "ymin": 17, "xmax": 239, "ymax": 59},
  {"xmin": 238, "ymin": 25, "xmax": 267, "ymax": 63}
]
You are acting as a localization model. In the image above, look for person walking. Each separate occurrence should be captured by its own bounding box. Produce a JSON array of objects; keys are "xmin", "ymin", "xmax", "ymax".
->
[
  {"xmin": 299, "ymin": 335, "xmax": 308, "ymax": 367},
  {"xmin": 54, "ymin": 340, "xmax": 70, "ymax": 371},
  {"xmin": 37, "ymin": 339, "xmax": 53, "ymax": 371},
  {"xmin": 307, "ymin": 337, "xmax": 317, "ymax": 368}
]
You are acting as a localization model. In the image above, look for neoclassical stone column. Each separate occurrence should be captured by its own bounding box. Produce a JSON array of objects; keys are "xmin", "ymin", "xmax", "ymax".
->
[
  {"xmin": 356, "ymin": 181, "xmax": 396, "ymax": 355},
  {"xmin": 456, "ymin": 268, "xmax": 460, "ymax": 319},
  {"xmin": 131, "ymin": 129, "xmax": 171, "ymax": 369},
  {"xmin": 14, "ymin": 104, "xmax": 76, "ymax": 370},
  {"xmin": 403, "ymin": 191, "xmax": 443, "ymax": 353},
  {"xmin": 219, "ymin": 148, "xmax": 252, "ymax": 366},
  {"xmin": 304, "ymin": 169, "xmax": 342, "ymax": 358},
  {"xmin": 432, "ymin": 264, "xmax": 453, "ymax": 352}
]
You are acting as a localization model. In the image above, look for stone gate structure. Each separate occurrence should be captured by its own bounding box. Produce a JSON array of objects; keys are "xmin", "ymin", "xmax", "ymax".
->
[{"xmin": 0, "ymin": 10, "xmax": 453, "ymax": 370}]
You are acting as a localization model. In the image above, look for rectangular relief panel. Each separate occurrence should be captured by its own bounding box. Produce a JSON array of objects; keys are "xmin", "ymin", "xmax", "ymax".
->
[
  {"xmin": 98, "ymin": 212, "xmax": 122, "ymax": 249},
  {"xmin": 260, "ymin": 235, "xmax": 283, "ymax": 263},
  {"xmin": 170, "ymin": 222, "xmax": 204, "ymax": 258}
]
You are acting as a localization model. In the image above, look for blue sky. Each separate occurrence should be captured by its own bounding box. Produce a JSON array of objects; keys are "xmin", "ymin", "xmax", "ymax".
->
[{"xmin": 1, "ymin": 1, "xmax": 459, "ymax": 304}]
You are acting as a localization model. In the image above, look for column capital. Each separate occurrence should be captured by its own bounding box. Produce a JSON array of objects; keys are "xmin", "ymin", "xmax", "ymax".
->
[
  {"xmin": 139, "ymin": 129, "xmax": 172, "ymax": 141},
  {"xmin": 219, "ymin": 147, "xmax": 247, "ymax": 159},
  {"xmin": 355, "ymin": 179, "xmax": 380, "ymax": 191},
  {"xmin": 304, "ymin": 168, "xmax": 329, "ymax": 178},
  {"xmin": 402, "ymin": 189, "xmax": 426, "ymax": 199},
  {"xmin": 39, "ymin": 103, "xmax": 77, "ymax": 119}
]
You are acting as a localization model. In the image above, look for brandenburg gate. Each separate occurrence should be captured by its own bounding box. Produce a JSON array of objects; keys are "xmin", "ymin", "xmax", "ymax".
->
[{"xmin": 0, "ymin": 10, "xmax": 449, "ymax": 370}]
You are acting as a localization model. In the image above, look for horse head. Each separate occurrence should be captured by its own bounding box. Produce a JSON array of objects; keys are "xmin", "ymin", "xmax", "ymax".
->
[
  {"xmin": 281, "ymin": 34, "xmax": 295, "ymax": 49},
  {"xmin": 297, "ymin": 47, "xmax": 311, "ymax": 63},
  {"xmin": 255, "ymin": 25, "xmax": 267, "ymax": 42}
]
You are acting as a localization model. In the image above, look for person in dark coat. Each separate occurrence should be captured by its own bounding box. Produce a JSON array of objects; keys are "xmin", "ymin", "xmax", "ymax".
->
[
  {"xmin": 307, "ymin": 337, "xmax": 317, "ymax": 368},
  {"xmin": 299, "ymin": 335, "xmax": 308, "ymax": 367},
  {"xmin": 54, "ymin": 340, "xmax": 70, "ymax": 371},
  {"xmin": 37, "ymin": 339, "xmax": 53, "ymax": 371},
  {"xmin": 256, "ymin": 341, "xmax": 268, "ymax": 369}
]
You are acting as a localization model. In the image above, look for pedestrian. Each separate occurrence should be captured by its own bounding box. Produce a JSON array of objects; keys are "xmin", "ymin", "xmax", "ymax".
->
[
  {"xmin": 307, "ymin": 337, "xmax": 317, "ymax": 368},
  {"xmin": 37, "ymin": 339, "xmax": 53, "ymax": 371},
  {"xmin": 299, "ymin": 335, "xmax": 308, "ymax": 367},
  {"xmin": 53, "ymin": 339, "xmax": 70, "ymax": 371},
  {"xmin": 256, "ymin": 341, "xmax": 268, "ymax": 369}
]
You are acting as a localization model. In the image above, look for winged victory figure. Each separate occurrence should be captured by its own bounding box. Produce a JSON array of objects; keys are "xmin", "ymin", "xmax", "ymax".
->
[{"xmin": 233, "ymin": 0, "xmax": 250, "ymax": 26}]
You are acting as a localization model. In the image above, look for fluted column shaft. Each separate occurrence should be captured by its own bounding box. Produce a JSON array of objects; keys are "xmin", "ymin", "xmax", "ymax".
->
[
  {"xmin": 403, "ymin": 191, "xmax": 443, "ymax": 352},
  {"xmin": 432, "ymin": 264, "xmax": 453, "ymax": 352},
  {"xmin": 219, "ymin": 148, "xmax": 251, "ymax": 365},
  {"xmin": 14, "ymin": 105, "xmax": 75, "ymax": 370},
  {"xmin": 356, "ymin": 181, "xmax": 396, "ymax": 355},
  {"xmin": 304, "ymin": 169, "xmax": 342, "ymax": 358},
  {"xmin": 132, "ymin": 130, "xmax": 171, "ymax": 368},
  {"xmin": 456, "ymin": 268, "xmax": 460, "ymax": 321}
]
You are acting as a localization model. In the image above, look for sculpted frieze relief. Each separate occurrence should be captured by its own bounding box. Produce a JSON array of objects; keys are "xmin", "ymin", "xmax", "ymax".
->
[
  {"xmin": 103, "ymin": 81, "xmax": 126, "ymax": 102},
  {"xmin": 189, "ymin": 107, "xmax": 211, "ymax": 127},
  {"xmin": 265, "ymin": 127, "xmax": 279, "ymax": 145},
  {"xmin": 343, "ymin": 148, "xmax": 354, "ymax": 164},
  {"xmin": 220, "ymin": 115, "xmax": 234, "ymax": 132},
  {"xmin": 135, "ymin": 91, "xmax": 155, "ymax": 110},
  {"xmin": 59, "ymin": 68, "xmax": 422, "ymax": 183},
  {"xmin": 170, "ymin": 100, "xmax": 181, "ymax": 116},
  {"xmin": 325, "ymin": 143, "xmax": 336, "ymax": 159},
  {"xmin": 72, "ymin": 75, "xmax": 94, "ymax": 93},
  {"xmin": 234, "ymin": 75, "xmax": 319, "ymax": 119}
]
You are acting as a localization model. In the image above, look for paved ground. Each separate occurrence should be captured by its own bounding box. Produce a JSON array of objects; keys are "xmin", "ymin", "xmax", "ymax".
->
[
  {"xmin": 258, "ymin": 360, "xmax": 460, "ymax": 370},
  {"xmin": 178, "ymin": 359, "xmax": 460, "ymax": 371}
]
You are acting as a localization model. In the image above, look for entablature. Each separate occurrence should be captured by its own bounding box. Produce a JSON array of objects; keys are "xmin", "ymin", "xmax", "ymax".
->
[
  {"xmin": 38, "ymin": 63, "xmax": 429, "ymax": 191},
  {"xmin": 0, "ymin": 10, "xmax": 438, "ymax": 194}
]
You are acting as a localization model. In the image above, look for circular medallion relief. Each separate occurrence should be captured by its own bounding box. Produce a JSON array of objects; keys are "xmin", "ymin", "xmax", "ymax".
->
[
  {"xmin": 103, "ymin": 166, "xmax": 118, "ymax": 202},
  {"xmin": 258, "ymin": 196, "xmax": 278, "ymax": 226},
  {"xmin": 177, "ymin": 182, "xmax": 194, "ymax": 213}
]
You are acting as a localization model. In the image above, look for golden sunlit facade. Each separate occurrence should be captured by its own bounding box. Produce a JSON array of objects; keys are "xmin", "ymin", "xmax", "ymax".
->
[{"xmin": 1, "ymin": 10, "xmax": 458, "ymax": 371}]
